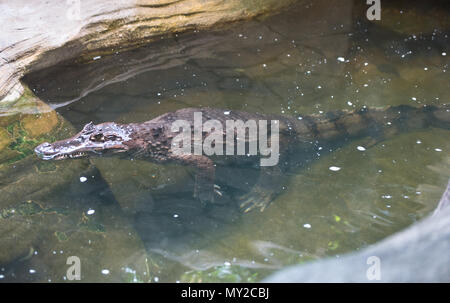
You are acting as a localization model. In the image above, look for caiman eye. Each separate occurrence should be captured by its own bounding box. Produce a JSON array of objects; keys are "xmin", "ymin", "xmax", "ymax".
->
[
  {"xmin": 90, "ymin": 134, "xmax": 105, "ymax": 142},
  {"xmin": 105, "ymin": 135, "xmax": 121, "ymax": 141}
]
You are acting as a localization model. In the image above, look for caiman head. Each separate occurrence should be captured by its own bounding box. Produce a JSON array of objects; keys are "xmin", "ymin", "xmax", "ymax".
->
[{"xmin": 35, "ymin": 121, "xmax": 133, "ymax": 160}]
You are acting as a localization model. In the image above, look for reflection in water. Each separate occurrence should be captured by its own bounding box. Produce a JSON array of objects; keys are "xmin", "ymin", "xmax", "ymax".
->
[{"xmin": 1, "ymin": 0, "xmax": 448, "ymax": 281}]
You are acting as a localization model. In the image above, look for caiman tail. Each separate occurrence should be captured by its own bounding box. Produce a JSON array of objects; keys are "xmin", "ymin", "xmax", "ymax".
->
[{"xmin": 294, "ymin": 104, "xmax": 450, "ymax": 145}]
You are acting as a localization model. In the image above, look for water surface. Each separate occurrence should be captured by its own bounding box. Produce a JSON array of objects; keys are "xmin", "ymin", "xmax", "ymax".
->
[{"xmin": 1, "ymin": 0, "xmax": 449, "ymax": 282}]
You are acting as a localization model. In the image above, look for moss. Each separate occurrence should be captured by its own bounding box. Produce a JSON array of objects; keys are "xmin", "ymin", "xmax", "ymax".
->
[
  {"xmin": 0, "ymin": 201, "xmax": 43, "ymax": 218},
  {"xmin": 0, "ymin": 200, "xmax": 70, "ymax": 219},
  {"xmin": 327, "ymin": 240, "xmax": 339, "ymax": 251},
  {"xmin": 1, "ymin": 100, "xmax": 63, "ymax": 165},
  {"xmin": 181, "ymin": 265, "xmax": 259, "ymax": 283},
  {"xmin": 79, "ymin": 214, "xmax": 106, "ymax": 233},
  {"xmin": 0, "ymin": 128, "xmax": 12, "ymax": 151},
  {"xmin": 55, "ymin": 231, "xmax": 69, "ymax": 242}
]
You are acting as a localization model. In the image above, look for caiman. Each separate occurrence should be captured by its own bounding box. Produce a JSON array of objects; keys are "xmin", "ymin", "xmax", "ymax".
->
[{"xmin": 35, "ymin": 105, "xmax": 450, "ymax": 212}]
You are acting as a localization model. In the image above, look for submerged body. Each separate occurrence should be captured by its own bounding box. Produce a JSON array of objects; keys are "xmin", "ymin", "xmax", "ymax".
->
[{"xmin": 35, "ymin": 105, "xmax": 450, "ymax": 211}]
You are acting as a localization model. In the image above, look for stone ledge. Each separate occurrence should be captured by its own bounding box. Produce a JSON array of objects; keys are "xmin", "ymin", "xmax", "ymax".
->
[{"xmin": 0, "ymin": 0, "xmax": 297, "ymax": 101}]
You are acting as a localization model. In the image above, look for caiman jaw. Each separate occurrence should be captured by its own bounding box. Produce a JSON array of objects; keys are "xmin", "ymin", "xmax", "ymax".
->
[
  {"xmin": 34, "ymin": 121, "xmax": 131, "ymax": 160},
  {"xmin": 34, "ymin": 142, "xmax": 91, "ymax": 160}
]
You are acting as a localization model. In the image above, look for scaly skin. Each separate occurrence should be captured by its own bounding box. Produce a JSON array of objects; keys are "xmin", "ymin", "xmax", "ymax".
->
[{"xmin": 35, "ymin": 105, "xmax": 450, "ymax": 212}]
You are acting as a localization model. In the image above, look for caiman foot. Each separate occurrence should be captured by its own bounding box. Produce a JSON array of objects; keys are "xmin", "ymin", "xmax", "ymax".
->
[
  {"xmin": 214, "ymin": 184, "xmax": 223, "ymax": 197},
  {"xmin": 194, "ymin": 184, "xmax": 224, "ymax": 206},
  {"xmin": 238, "ymin": 186, "xmax": 277, "ymax": 213}
]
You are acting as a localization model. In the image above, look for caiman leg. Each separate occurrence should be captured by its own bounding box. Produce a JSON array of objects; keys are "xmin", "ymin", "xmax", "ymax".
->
[
  {"xmin": 171, "ymin": 154, "xmax": 216, "ymax": 205},
  {"xmin": 238, "ymin": 130, "xmax": 291, "ymax": 212},
  {"xmin": 239, "ymin": 164, "xmax": 288, "ymax": 212}
]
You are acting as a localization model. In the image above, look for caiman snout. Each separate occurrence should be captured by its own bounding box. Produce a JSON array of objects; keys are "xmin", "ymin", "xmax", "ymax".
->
[
  {"xmin": 34, "ymin": 121, "xmax": 132, "ymax": 161},
  {"xmin": 35, "ymin": 142, "xmax": 55, "ymax": 160}
]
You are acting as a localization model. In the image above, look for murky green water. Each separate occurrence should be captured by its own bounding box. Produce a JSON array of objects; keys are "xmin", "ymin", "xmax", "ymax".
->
[{"xmin": 1, "ymin": 0, "xmax": 449, "ymax": 282}]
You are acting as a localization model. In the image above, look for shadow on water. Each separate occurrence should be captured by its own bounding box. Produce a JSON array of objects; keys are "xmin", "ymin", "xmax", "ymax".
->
[{"xmin": 2, "ymin": 0, "xmax": 448, "ymax": 281}]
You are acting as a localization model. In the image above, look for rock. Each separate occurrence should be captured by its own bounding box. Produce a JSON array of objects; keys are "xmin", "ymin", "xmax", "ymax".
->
[
  {"xmin": 92, "ymin": 157, "xmax": 193, "ymax": 215},
  {"xmin": 0, "ymin": 0, "xmax": 298, "ymax": 101},
  {"xmin": 0, "ymin": 85, "xmax": 92, "ymax": 208},
  {"xmin": 0, "ymin": 87, "xmax": 151, "ymax": 281},
  {"xmin": 0, "ymin": 192, "xmax": 150, "ymax": 282},
  {"xmin": 264, "ymin": 178, "xmax": 450, "ymax": 282},
  {"xmin": 21, "ymin": 0, "xmax": 353, "ymax": 115}
]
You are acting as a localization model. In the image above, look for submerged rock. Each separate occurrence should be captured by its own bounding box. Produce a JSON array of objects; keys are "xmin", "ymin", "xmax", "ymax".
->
[
  {"xmin": 0, "ymin": 86, "xmax": 151, "ymax": 281},
  {"xmin": 264, "ymin": 177, "xmax": 450, "ymax": 282},
  {"xmin": 0, "ymin": 86, "xmax": 87, "ymax": 208}
]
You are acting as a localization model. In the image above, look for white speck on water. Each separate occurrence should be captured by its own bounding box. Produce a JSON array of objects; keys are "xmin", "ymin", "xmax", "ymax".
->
[
  {"xmin": 0, "ymin": 275, "xmax": 4, "ymax": 279},
  {"xmin": 79, "ymin": 176, "xmax": 87, "ymax": 183},
  {"xmin": 93, "ymin": 56, "xmax": 101, "ymax": 60},
  {"xmin": 101, "ymin": 269, "xmax": 110, "ymax": 275},
  {"xmin": 435, "ymin": 148, "xmax": 442, "ymax": 152},
  {"xmin": 386, "ymin": 205, "xmax": 391, "ymax": 208},
  {"xmin": 411, "ymin": 97, "xmax": 417, "ymax": 101},
  {"xmin": 29, "ymin": 269, "xmax": 36, "ymax": 274},
  {"xmin": 173, "ymin": 214, "xmax": 179, "ymax": 218},
  {"xmin": 154, "ymin": 277, "xmax": 159, "ymax": 282},
  {"xmin": 224, "ymin": 110, "xmax": 231, "ymax": 115},
  {"xmin": 424, "ymin": 67, "xmax": 428, "ymax": 71},
  {"xmin": 303, "ymin": 223, "xmax": 311, "ymax": 229},
  {"xmin": 262, "ymin": 63, "xmax": 267, "ymax": 68},
  {"xmin": 337, "ymin": 57, "xmax": 345, "ymax": 62},
  {"xmin": 347, "ymin": 101, "xmax": 353, "ymax": 106},
  {"xmin": 364, "ymin": 62, "xmax": 369, "ymax": 66},
  {"xmin": 87, "ymin": 209, "xmax": 95, "ymax": 215},
  {"xmin": 363, "ymin": 84, "xmax": 368, "ymax": 87},
  {"xmin": 357, "ymin": 146, "xmax": 366, "ymax": 151},
  {"xmin": 442, "ymin": 52, "xmax": 447, "ymax": 56},
  {"xmin": 224, "ymin": 261, "xmax": 231, "ymax": 266},
  {"xmin": 297, "ymin": 116, "xmax": 303, "ymax": 120},
  {"xmin": 317, "ymin": 85, "xmax": 322, "ymax": 89},
  {"xmin": 382, "ymin": 195, "xmax": 392, "ymax": 199},
  {"xmin": 329, "ymin": 166, "xmax": 341, "ymax": 171},
  {"xmin": 416, "ymin": 140, "xmax": 422, "ymax": 144}
]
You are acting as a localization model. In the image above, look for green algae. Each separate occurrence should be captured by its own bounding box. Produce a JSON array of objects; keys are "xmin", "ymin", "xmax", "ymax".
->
[{"xmin": 181, "ymin": 265, "xmax": 260, "ymax": 283}]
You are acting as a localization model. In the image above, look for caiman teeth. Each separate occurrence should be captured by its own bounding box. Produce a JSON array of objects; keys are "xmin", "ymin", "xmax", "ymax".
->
[
  {"xmin": 69, "ymin": 152, "xmax": 87, "ymax": 158},
  {"xmin": 52, "ymin": 151, "xmax": 87, "ymax": 160}
]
